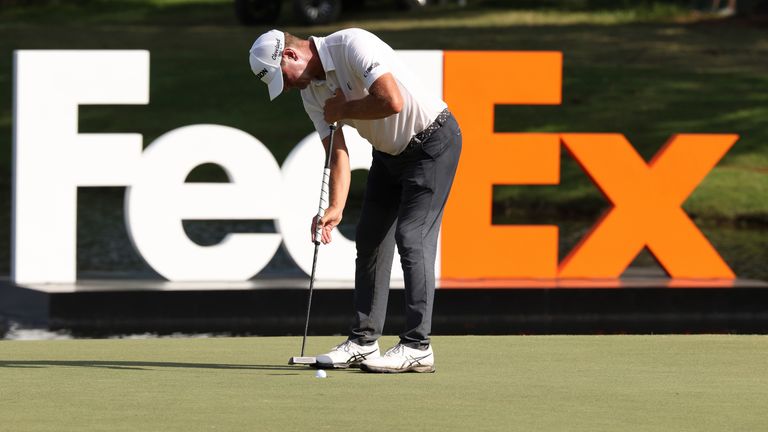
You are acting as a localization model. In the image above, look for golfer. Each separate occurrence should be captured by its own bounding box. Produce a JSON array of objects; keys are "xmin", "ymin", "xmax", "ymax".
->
[{"xmin": 249, "ymin": 28, "xmax": 461, "ymax": 373}]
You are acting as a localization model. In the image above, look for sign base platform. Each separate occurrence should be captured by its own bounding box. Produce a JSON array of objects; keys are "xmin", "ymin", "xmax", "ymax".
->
[{"xmin": 2, "ymin": 274, "xmax": 767, "ymax": 337}]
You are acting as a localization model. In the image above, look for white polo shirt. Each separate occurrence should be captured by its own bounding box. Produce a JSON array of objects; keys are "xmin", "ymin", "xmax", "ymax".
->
[{"xmin": 300, "ymin": 28, "xmax": 447, "ymax": 155}]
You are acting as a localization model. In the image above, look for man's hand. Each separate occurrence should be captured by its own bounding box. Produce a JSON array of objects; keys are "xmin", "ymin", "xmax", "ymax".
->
[
  {"xmin": 311, "ymin": 205, "xmax": 343, "ymax": 244},
  {"xmin": 323, "ymin": 90, "xmax": 347, "ymax": 124}
]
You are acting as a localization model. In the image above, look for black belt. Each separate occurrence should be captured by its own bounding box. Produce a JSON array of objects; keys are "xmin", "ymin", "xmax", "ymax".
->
[{"xmin": 399, "ymin": 108, "xmax": 451, "ymax": 156}]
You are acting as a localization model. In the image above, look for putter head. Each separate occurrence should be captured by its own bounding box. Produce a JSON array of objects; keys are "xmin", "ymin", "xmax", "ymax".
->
[{"xmin": 289, "ymin": 356, "xmax": 316, "ymax": 365}]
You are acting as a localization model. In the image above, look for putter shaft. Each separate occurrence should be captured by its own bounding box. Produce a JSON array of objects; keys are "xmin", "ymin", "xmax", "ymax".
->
[
  {"xmin": 297, "ymin": 123, "xmax": 337, "ymax": 360},
  {"xmin": 300, "ymin": 242, "xmax": 320, "ymax": 357}
]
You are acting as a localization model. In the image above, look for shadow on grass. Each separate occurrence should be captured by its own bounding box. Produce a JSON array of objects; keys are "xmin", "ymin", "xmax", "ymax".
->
[{"xmin": 0, "ymin": 360, "xmax": 325, "ymax": 372}]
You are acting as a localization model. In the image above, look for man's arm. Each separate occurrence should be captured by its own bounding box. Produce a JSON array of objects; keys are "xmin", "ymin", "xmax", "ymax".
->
[
  {"xmin": 323, "ymin": 73, "xmax": 403, "ymax": 123},
  {"xmin": 313, "ymin": 127, "xmax": 350, "ymax": 244}
]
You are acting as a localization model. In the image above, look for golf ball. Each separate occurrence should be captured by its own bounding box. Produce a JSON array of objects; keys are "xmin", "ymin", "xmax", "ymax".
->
[{"xmin": 315, "ymin": 369, "xmax": 327, "ymax": 378}]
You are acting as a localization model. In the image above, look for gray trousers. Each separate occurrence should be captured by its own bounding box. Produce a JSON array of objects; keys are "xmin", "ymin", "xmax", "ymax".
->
[{"xmin": 349, "ymin": 114, "xmax": 462, "ymax": 349}]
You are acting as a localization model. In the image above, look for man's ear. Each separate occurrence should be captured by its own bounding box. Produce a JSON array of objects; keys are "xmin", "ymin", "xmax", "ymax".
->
[{"xmin": 283, "ymin": 48, "xmax": 298, "ymax": 62}]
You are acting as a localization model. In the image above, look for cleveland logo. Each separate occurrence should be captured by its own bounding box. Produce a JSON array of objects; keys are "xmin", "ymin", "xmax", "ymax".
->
[
  {"xmin": 363, "ymin": 62, "xmax": 380, "ymax": 78},
  {"xmin": 271, "ymin": 39, "xmax": 283, "ymax": 61},
  {"xmin": 255, "ymin": 68, "xmax": 268, "ymax": 80}
]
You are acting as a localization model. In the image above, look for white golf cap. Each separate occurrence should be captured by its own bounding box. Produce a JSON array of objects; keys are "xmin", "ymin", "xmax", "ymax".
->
[{"xmin": 249, "ymin": 29, "xmax": 285, "ymax": 101}]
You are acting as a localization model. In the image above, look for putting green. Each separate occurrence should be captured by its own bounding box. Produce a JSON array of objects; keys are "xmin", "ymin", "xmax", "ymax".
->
[{"xmin": 1, "ymin": 335, "xmax": 766, "ymax": 431}]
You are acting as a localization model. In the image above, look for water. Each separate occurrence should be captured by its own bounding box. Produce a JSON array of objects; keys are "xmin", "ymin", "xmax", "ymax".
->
[
  {"xmin": 0, "ymin": 189, "xmax": 765, "ymax": 281},
  {"xmin": 62, "ymin": 190, "xmax": 768, "ymax": 282}
]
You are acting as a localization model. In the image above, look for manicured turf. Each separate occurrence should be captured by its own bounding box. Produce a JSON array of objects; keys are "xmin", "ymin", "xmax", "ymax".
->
[{"xmin": 1, "ymin": 335, "xmax": 767, "ymax": 431}]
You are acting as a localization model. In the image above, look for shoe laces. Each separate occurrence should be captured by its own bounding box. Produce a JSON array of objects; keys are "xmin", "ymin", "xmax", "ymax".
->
[
  {"xmin": 333, "ymin": 340, "xmax": 354, "ymax": 353},
  {"xmin": 384, "ymin": 344, "xmax": 406, "ymax": 357}
]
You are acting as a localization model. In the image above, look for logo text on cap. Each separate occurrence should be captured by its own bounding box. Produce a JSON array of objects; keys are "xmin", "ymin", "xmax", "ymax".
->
[{"xmin": 272, "ymin": 39, "xmax": 283, "ymax": 61}]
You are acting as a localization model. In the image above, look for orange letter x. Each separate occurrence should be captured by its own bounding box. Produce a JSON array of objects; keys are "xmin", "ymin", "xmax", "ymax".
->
[{"xmin": 559, "ymin": 134, "xmax": 738, "ymax": 279}]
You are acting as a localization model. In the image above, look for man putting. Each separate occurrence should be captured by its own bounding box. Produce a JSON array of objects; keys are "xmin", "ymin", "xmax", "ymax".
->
[{"xmin": 249, "ymin": 28, "xmax": 461, "ymax": 373}]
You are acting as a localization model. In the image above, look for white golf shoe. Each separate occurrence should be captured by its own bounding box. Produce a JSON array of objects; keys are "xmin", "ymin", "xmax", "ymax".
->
[
  {"xmin": 360, "ymin": 344, "xmax": 435, "ymax": 373},
  {"xmin": 315, "ymin": 340, "xmax": 380, "ymax": 369}
]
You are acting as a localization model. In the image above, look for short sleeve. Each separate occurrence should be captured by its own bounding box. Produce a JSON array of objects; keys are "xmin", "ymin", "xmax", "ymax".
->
[{"xmin": 346, "ymin": 35, "xmax": 392, "ymax": 89}]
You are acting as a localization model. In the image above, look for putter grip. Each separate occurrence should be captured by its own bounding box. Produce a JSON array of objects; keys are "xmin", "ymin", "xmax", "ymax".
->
[{"xmin": 314, "ymin": 167, "xmax": 331, "ymax": 244}]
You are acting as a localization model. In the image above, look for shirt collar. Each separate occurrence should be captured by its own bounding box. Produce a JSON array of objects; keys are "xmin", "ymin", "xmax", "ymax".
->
[{"xmin": 310, "ymin": 36, "xmax": 335, "ymax": 85}]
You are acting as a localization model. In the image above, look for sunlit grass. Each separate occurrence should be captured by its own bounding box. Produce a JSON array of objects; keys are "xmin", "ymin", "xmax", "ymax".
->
[
  {"xmin": 1, "ymin": 336, "xmax": 767, "ymax": 431},
  {"xmin": 686, "ymin": 167, "xmax": 768, "ymax": 220},
  {"xmin": 330, "ymin": 6, "xmax": 692, "ymax": 32}
]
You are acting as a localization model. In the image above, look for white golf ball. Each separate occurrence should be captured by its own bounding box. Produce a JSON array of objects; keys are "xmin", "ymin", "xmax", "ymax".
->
[{"xmin": 315, "ymin": 369, "xmax": 327, "ymax": 378}]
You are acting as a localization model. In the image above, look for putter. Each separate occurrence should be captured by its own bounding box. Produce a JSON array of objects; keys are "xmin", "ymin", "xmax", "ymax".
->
[{"xmin": 289, "ymin": 123, "xmax": 337, "ymax": 366}]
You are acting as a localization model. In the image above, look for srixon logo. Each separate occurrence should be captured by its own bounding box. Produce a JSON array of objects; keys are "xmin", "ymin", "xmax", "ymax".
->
[
  {"xmin": 11, "ymin": 50, "xmax": 736, "ymax": 284},
  {"xmin": 255, "ymin": 68, "xmax": 268, "ymax": 80}
]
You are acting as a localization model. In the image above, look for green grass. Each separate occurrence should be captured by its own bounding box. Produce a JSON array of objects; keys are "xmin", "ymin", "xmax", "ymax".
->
[{"xmin": 1, "ymin": 335, "xmax": 767, "ymax": 431}]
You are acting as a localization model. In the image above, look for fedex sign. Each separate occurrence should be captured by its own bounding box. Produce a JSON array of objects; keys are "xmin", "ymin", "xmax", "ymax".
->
[{"xmin": 12, "ymin": 50, "xmax": 736, "ymax": 284}]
